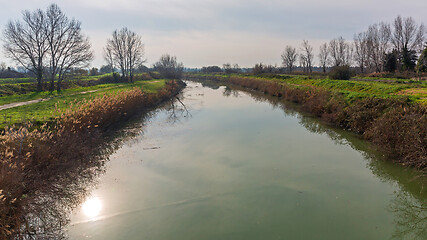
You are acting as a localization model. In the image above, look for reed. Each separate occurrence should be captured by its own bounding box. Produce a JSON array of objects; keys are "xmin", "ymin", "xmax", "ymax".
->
[{"xmin": 0, "ymin": 80, "xmax": 184, "ymax": 238}]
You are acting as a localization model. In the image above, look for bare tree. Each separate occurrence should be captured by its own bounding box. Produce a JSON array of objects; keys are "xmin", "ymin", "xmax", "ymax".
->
[
  {"xmin": 329, "ymin": 37, "xmax": 352, "ymax": 67},
  {"xmin": 299, "ymin": 54, "xmax": 307, "ymax": 73},
  {"xmin": 0, "ymin": 62, "xmax": 7, "ymax": 72},
  {"xmin": 104, "ymin": 46, "xmax": 115, "ymax": 73},
  {"xmin": 366, "ymin": 22, "xmax": 391, "ymax": 72},
  {"xmin": 300, "ymin": 40, "xmax": 313, "ymax": 73},
  {"xmin": 392, "ymin": 16, "xmax": 425, "ymax": 54},
  {"xmin": 45, "ymin": 4, "xmax": 93, "ymax": 92},
  {"xmin": 318, "ymin": 43, "xmax": 330, "ymax": 73},
  {"xmin": 281, "ymin": 45, "xmax": 298, "ymax": 73},
  {"xmin": 354, "ymin": 32, "xmax": 370, "ymax": 73},
  {"xmin": 392, "ymin": 16, "xmax": 425, "ymax": 70},
  {"xmin": 105, "ymin": 28, "xmax": 145, "ymax": 82},
  {"xmin": 3, "ymin": 8, "xmax": 48, "ymax": 91},
  {"xmin": 153, "ymin": 54, "xmax": 184, "ymax": 79}
]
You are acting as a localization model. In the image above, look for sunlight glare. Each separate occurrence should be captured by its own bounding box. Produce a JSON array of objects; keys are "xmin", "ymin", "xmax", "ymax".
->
[{"xmin": 82, "ymin": 197, "xmax": 102, "ymax": 218}]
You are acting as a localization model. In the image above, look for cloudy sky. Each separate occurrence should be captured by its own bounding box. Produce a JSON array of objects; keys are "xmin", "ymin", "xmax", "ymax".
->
[{"xmin": 0, "ymin": 0, "xmax": 426, "ymax": 68}]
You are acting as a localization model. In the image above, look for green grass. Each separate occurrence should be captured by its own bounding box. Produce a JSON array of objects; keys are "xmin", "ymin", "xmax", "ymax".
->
[
  {"xmin": 0, "ymin": 80, "xmax": 166, "ymax": 128},
  {"xmin": 0, "ymin": 84, "xmax": 117, "ymax": 105},
  {"xmin": 216, "ymin": 74, "xmax": 427, "ymax": 103}
]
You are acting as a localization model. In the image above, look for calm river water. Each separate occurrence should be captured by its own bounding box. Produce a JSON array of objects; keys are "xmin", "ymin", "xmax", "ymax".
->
[{"xmin": 66, "ymin": 81, "xmax": 426, "ymax": 239}]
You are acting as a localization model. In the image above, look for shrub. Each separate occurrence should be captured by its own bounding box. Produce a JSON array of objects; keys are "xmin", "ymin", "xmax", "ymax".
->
[
  {"xmin": 329, "ymin": 65, "xmax": 352, "ymax": 80},
  {"xmin": 153, "ymin": 54, "xmax": 184, "ymax": 79}
]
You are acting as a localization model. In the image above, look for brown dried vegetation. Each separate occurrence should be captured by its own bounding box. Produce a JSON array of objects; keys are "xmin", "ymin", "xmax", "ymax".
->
[{"xmin": 0, "ymin": 80, "xmax": 184, "ymax": 238}]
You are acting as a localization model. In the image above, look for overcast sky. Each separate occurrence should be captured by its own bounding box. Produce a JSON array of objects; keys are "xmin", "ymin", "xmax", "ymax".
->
[{"xmin": 0, "ymin": 0, "xmax": 426, "ymax": 68}]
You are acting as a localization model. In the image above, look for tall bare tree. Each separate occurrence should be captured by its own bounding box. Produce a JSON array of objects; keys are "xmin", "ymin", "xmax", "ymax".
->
[
  {"xmin": 392, "ymin": 16, "xmax": 425, "ymax": 70},
  {"xmin": 281, "ymin": 45, "xmax": 298, "ymax": 73},
  {"xmin": 45, "ymin": 4, "xmax": 93, "ymax": 91},
  {"xmin": 300, "ymin": 40, "xmax": 313, "ymax": 73},
  {"xmin": 105, "ymin": 28, "xmax": 145, "ymax": 82},
  {"xmin": 354, "ymin": 32, "xmax": 370, "ymax": 73},
  {"xmin": 392, "ymin": 16, "xmax": 425, "ymax": 54},
  {"xmin": 329, "ymin": 37, "xmax": 352, "ymax": 67},
  {"xmin": 3, "ymin": 9, "xmax": 48, "ymax": 91},
  {"xmin": 104, "ymin": 46, "xmax": 115, "ymax": 74},
  {"xmin": 366, "ymin": 22, "xmax": 391, "ymax": 72},
  {"xmin": 318, "ymin": 43, "xmax": 329, "ymax": 73}
]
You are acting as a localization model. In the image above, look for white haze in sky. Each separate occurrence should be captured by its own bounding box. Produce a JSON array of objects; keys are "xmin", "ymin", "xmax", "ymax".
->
[{"xmin": 0, "ymin": 0, "xmax": 426, "ymax": 68}]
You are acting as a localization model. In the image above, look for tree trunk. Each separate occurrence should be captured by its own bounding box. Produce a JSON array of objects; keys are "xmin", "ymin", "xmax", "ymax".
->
[
  {"xmin": 49, "ymin": 77, "xmax": 55, "ymax": 92},
  {"xmin": 36, "ymin": 70, "xmax": 43, "ymax": 92},
  {"xmin": 57, "ymin": 79, "xmax": 62, "ymax": 92}
]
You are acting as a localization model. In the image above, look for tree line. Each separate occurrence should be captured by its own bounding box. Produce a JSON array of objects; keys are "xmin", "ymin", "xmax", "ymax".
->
[
  {"xmin": 281, "ymin": 16, "xmax": 426, "ymax": 74},
  {"xmin": 2, "ymin": 4, "xmax": 183, "ymax": 92}
]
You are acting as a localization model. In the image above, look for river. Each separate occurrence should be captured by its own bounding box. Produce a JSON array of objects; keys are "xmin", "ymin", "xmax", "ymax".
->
[{"xmin": 64, "ymin": 81, "xmax": 426, "ymax": 239}]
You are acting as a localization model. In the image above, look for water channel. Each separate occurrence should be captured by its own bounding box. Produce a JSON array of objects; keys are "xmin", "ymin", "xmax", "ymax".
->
[{"xmin": 61, "ymin": 81, "xmax": 427, "ymax": 239}]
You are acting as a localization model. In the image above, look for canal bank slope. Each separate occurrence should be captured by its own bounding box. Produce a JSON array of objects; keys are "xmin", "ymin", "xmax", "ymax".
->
[{"xmin": 0, "ymin": 80, "xmax": 185, "ymax": 238}]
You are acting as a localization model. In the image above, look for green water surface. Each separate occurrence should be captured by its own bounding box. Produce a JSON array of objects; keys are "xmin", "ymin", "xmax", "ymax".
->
[{"xmin": 68, "ymin": 81, "xmax": 426, "ymax": 240}]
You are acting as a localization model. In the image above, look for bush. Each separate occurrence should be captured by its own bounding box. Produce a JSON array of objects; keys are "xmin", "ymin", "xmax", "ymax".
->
[
  {"xmin": 329, "ymin": 65, "xmax": 352, "ymax": 80},
  {"xmin": 153, "ymin": 54, "xmax": 184, "ymax": 79}
]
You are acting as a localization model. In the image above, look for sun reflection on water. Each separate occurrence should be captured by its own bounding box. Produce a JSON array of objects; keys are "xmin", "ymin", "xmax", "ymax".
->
[{"xmin": 82, "ymin": 197, "xmax": 102, "ymax": 218}]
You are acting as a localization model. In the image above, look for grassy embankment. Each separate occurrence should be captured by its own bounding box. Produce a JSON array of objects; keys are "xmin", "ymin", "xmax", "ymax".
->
[
  {"xmin": 187, "ymin": 73, "xmax": 427, "ymax": 172},
  {"xmin": 0, "ymin": 80, "xmax": 167, "ymax": 129},
  {"xmin": 0, "ymin": 75, "xmax": 185, "ymax": 238}
]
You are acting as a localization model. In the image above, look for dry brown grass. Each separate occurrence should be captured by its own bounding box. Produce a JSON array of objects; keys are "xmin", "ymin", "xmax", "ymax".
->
[{"xmin": 0, "ymin": 80, "xmax": 184, "ymax": 238}]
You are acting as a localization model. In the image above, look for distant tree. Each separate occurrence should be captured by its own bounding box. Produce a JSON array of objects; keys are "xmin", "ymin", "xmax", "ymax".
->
[
  {"xmin": 318, "ymin": 43, "xmax": 330, "ymax": 73},
  {"xmin": 0, "ymin": 62, "xmax": 7, "ymax": 72},
  {"xmin": 105, "ymin": 27, "xmax": 145, "ymax": 82},
  {"xmin": 135, "ymin": 64, "xmax": 149, "ymax": 73},
  {"xmin": 281, "ymin": 45, "xmax": 298, "ymax": 73},
  {"xmin": 233, "ymin": 64, "xmax": 241, "ymax": 73},
  {"xmin": 300, "ymin": 40, "xmax": 313, "ymax": 73},
  {"xmin": 222, "ymin": 63, "xmax": 241, "ymax": 74},
  {"xmin": 99, "ymin": 64, "xmax": 113, "ymax": 74},
  {"xmin": 392, "ymin": 16, "xmax": 425, "ymax": 71},
  {"xmin": 44, "ymin": 4, "xmax": 93, "ymax": 92},
  {"xmin": 384, "ymin": 50, "xmax": 398, "ymax": 72},
  {"xmin": 153, "ymin": 54, "xmax": 184, "ymax": 79},
  {"xmin": 89, "ymin": 67, "xmax": 99, "ymax": 76},
  {"xmin": 416, "ymin": 46, "xmax": 427, "ymax": 73},
  {"xmin": 329, "ymin": 37, "xmax": 352, "ymax": 67},
  {"xmin": 3, "ymin": 8, "xmax": 48, "ymax": 91},
  {"xmin": 401, "ymin": 47, "xmax": 417, "ymax": 71},
  {"xmin": 104, "ymin": 46, "xmax": 115, "ymax": 73},
  {"xmin": 353, "ymin": 32, "xmax": 370, "ymax": 73},
  {"xmin": 223, "ymin": 63, "xmax": 232, "ymax": 74},
  {"xmin": 366, "ymin": 22, "xmax": 391, "ymax": 72},
  {"xmin": 252, "ymin": 63, "xmax": 276, "ymax": 74},
  {"xmin": 392, "ymin": 16, "xmax": 425, "ymax": 55},
  {"xmin": 201, "ymin": 66, "xmax": 222, "ymax": 73}
]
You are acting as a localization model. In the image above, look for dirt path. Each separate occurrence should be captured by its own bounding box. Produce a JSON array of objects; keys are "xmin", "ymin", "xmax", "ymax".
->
[
  {"xmin": 0, "ymin": 98, "xmax": 49, "ymax": 111},
  {"xmin": 0, "ymin": 85, "xmax": 123, "ymax": 111}
]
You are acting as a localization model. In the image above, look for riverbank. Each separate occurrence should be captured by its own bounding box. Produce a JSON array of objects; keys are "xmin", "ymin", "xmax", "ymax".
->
[
  {"xmin": 187, "ymin": 74, "xmax": 426, "ymax": 172},
  {"xmin": 0, "ymin": 79, "xmax": 185, "ymax": 238}
]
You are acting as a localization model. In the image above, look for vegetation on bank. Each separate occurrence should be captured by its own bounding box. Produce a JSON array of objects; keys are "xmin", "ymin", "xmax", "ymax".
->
[
  {"xmin": 0, "ymin": 79, "xmax": 185, "ymax": 238},
  {"xmin": 187, "ymin": 73, "xmax": 427, "ymax": 172},
  {"xmin": 193, "ymin": 73, "xmax": 427, "ymax": 103},
  {"xmin": 0, "ymin": 79, "xmax": 166, "ymax": 129}
]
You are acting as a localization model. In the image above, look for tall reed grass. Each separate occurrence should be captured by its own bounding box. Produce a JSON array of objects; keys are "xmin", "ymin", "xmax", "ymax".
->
[{"xmin": 0, "ymin": 80, "xmax": 184, "ymax": 238}]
